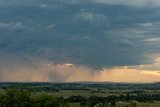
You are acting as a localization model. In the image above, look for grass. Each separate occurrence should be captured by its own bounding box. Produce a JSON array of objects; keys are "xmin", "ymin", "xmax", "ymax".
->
[
  {"xmin": 36, "ymin": 90, "xmax": 123, "ymax": 98},
  {"xmin": 1, "ymin": 89, "xmax": 160, "ymax": 107},
  {"xmin": 116, "ymin": 102, "xmax": 160, "ymax": 107},
  {"xmin": 68, "ymin": 102, "xmax": 160, "ymax": 107}
]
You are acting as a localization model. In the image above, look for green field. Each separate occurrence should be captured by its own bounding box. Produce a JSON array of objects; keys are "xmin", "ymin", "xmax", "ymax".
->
[
  {"xmin": 36, "ymin": 90, "xmax": 115, "ymax": 98},
  {"xmin": 0, "ymin": 82, "xmax": 160, "ymax": 107},
  {"xmin": 68, "ymin": 102, "xmax": 160, "ymax": 107},
  {"xmin": 36, "ymin": 90, "xmax": 160, "ymax": 107}
]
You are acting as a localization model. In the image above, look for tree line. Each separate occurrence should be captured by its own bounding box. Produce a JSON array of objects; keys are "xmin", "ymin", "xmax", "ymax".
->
[
  {"xmin": 0, "ymin": 89, "xmax": 61, "ymax": 107},
  {"xmin": 0, "ymin": 89, "xmax": 160, "ymax": 107}
]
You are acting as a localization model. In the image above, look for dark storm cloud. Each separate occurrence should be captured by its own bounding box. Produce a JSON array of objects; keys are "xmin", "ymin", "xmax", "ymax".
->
[{"xmin": 0, "ymin": 0, "xmax": 160, "ymax": 69}]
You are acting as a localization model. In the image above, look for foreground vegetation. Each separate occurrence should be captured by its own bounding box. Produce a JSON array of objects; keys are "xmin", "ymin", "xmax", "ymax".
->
[{"xmin": 0, "ymin": 82, "xmax": 160, "ymax": 107}]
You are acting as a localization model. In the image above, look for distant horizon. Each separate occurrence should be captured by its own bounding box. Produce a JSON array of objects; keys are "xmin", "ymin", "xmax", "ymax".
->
[{"xmin": 0, "ymin": 81, "xmax": 160, "ymax": 84}]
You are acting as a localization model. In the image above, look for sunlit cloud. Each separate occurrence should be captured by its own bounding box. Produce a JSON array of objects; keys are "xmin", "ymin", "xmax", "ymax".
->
[
  {"xmin": 141, "ymin": 71, "xmax": 160, "ymax": 76},
  {"xmin": 0, "ymin": 54, "xmax": 160, "ymax": 83}
]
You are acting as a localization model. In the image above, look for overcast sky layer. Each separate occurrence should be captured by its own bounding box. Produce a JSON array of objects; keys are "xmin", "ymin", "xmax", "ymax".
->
[{"xmin": 0, "ymin": 0, "xmax": 160, "ymax": 82}]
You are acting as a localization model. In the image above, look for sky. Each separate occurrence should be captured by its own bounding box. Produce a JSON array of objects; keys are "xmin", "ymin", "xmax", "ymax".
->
[{"xmin": 0, "ymin": 0, "xmax": 160, "ymax": 82}]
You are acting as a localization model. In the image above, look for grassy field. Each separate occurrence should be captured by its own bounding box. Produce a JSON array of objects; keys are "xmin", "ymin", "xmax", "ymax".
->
[
  {"xmin": 35, "ymin": 90, "xmax": 160, "ymax": 107},
  {"xmin": 67, "ymin": 102, "xmax": 160, "ymax": 107},
  {"xmin": 36, "ymin": 90, "xmax": 124, "ymax": 98},
  {"xmin": 1, "ymin": 82, "xmax": 160, "ymax": 107},
  {"xmin": 116, "ymin": 101, "xmax": 160, "ymax": 107}
]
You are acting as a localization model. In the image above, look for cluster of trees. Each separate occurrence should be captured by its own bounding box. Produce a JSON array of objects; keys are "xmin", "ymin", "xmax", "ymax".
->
[
  {"xmin": 119, "ymin": 94, "xmax": 160, "ymax": 102},
  {"xmin": 66, "ymin": 94, "xmax": 160, "ymax": 107},
  {"xmin": 0, "ymin": 89, "xmax": 64, "ymax": 107},
  {"xmin": 1, "ymin": 89, "xmax": 160, "ymax": 107},
  {"xmin": 65, "ymin": 95, "xmax": 118, "ymax": 106},
  {"xmin": 1, "ymin": 83, "xmax": 160, "ymax": 93}
]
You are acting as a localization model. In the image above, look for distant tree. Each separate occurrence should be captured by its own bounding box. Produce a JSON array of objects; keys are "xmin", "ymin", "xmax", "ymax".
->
[
  {"xmin": 57, "ymin": 97, "xmax": 68, "ymax": 107},
  {"xmin": 88, "ymin": 96, "xmax": 105, "ymax": 107},
  {"xmin": 130, "ymin": 102, "xmax": 137, "ymax": 107},
  {"xmin": 0, "ymin": 94, "xmax": 6, "ymax": 107},
  {"xmin": 110, "ymin": 100, "xmax": 116, "ymax": 106},
  {"xmin": 0, "ymin": 89, "xmax": 60, "ymax": 107},
  {"xmin": 32, "ymin": 94, "xmax": 59, "ymax": 107},
  {"xmin": 126, "ymin": 94, "xmax": 131, "ymax": 101},
  {"xmin": 66, "ymin": 95, "xmax": 86, "ymax": 103},
  {"xmin": 0, "ymin": 89, "xmax": 32, "ymax": 107}
]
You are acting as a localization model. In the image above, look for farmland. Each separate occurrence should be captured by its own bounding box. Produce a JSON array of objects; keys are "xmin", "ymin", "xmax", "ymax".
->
[{"xmin": 0, "ymin": 82, "xmax": 160, "ymax": 107}]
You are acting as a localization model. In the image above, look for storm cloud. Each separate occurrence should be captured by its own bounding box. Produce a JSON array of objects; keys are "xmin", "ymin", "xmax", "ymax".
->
[{"xmin": 0, "ymin": 0, "xmax": 160, "ymax": 82}]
